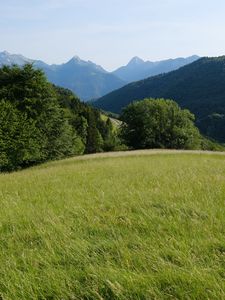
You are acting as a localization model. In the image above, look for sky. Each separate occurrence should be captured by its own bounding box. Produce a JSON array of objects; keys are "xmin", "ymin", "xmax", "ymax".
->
[{"xmin": 1, "ymin": 0, "xmax": 225, "ymax": 71}]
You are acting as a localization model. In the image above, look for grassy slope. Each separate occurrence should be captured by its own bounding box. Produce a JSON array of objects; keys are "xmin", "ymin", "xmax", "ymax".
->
[
  {"xmin": 100, "ymin": 113, "xmax": 122, "ymax": 131},
  {"xmin": 0, "ymin": 151, "xmax": 225, "ymax": 299}
]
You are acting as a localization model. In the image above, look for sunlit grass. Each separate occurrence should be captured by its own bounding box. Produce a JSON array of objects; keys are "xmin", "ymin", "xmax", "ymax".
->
[{"xmin": 0, "ymin": 151, "xmax": 225, "ymax": 299}]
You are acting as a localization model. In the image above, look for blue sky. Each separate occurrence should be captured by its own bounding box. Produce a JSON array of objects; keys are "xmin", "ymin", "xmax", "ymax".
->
[{"xmin": 1, "ymin": 0, "xmax": 225, "ymax": 70}]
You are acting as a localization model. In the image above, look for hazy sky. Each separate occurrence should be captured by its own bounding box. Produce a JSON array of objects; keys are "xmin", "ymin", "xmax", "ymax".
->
[{"xmin": 1, "ymin": 0, "xmax": 225, "ymax": 70}]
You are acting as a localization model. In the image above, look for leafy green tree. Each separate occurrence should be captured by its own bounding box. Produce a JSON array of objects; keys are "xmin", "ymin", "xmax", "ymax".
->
[
  {"xmin": 120, "ymin": 98, "xmax": 201, "ymax": 150},
  {"xmin": 0, "ymin": 101, "xmax": 42, "ymax": 171},
  {"xmin": 100, "ymin": 118, "xmax": 120, "ymax": 151},
  {"xmin": 0, "ymin": 65, "xmax": 84, "ymax": 171},
  {"xmin": 85, "ymin": 109, "xmax": 104, "ymax": 153}
]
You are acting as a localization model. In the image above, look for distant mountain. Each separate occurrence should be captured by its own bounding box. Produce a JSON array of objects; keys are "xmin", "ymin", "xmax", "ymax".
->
[
  {"xmin": 113, "ymin": 55, "xmax": 200, "ymax": 82},
  {"xmin": 0, "ymin": 50, "xmax": 32, "ymax": 66},
  {"xmin": 0, "ymin": 51, "xmax": 126, "ymax": 101},
  {"xmin": 41, "ymin": 57, "xmax": 126, "ymax": 100},
  {"xmin": 93, "ymin": 56, "xmax": 225, "ymax": 143}
]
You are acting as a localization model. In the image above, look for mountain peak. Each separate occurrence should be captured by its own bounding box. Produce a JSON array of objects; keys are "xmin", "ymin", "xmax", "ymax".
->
[
  {"xmin": 128, "ymin": 56, "xmax": 145, "ymax": 66},
  {"xmin": 71, "ymin": 55, "xmax": 81, "ymax": 61},
  {"xmin": 65, "ymin": 56, "xmax": 107, "ymax": 73},
  {"xmin": 187, "ymin": 55, "xmax": 200, "ymax": 60},
  {"xmin": 66, "ymin": 55, "xmax": 87, "ymax": 66},
  {"xmin": 67, "ymin": 55, "xmax": 83, "ymax": 64},
  {"xmin": 1, "ymin": 50, "xmax": 10, "ymax": 55},
  {"xmin": 0, "ymin": 50, "xmax": 33, "ymax": 66}
]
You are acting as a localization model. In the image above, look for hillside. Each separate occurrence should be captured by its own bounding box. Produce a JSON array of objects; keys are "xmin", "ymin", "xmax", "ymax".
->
[
  {"xmin": 94, "ymin": 56, "xmax": 225, "ymax": 142},
  {"xmin": 0, "ymin": 151, "xmax": 225, "ymax": 299},
  {"xmin": 0, "ymin": 64, "xmax": 121, "ymax": 171},
  {"xmin": 113, "ymin": 55, "xmax": 199, "ymax": 82}
]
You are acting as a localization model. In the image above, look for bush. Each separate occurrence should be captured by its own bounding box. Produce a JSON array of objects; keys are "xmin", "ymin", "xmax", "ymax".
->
[{"xmin": 120, "ymin": 98, "xmax": 202, "ymax": 150}]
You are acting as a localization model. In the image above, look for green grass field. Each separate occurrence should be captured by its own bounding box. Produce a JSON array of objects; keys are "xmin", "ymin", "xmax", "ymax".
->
[{"xmin": 0, "ymin": 151, "xmax": 225, "ymax": 300}]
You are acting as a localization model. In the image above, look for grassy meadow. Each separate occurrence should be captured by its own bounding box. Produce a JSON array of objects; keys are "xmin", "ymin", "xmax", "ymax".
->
[{"xmin": 0, "ymin": 151, "xmax": 225, "ymax": 299}]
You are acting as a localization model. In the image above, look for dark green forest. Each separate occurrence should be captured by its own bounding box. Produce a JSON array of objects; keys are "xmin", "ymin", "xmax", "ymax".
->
[
  {"xmin": 0, "ymin": 65, "xmax": 121, "ymax": 171},
  {"xmin": 93, "ymin": 56, "xmax": 225, "ymax": 143}
]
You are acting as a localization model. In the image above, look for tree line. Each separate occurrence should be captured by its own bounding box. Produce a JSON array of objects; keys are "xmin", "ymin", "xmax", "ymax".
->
[
  {"xmin": 0, "ymin": 65, "xmax": 123, "ymax": 171},
  {"xmin": 0, "ymin": 65, "xmax": 223, "ymax": 172}
]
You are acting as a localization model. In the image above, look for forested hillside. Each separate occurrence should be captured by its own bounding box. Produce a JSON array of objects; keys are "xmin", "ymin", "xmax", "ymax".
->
[
  {"xmin": 0, "ymin": 65, "xmax": 121, "ymax": 171},
  {"xmin": 94, "ymin": 56, "xmax": 225, "ymax": 142}
]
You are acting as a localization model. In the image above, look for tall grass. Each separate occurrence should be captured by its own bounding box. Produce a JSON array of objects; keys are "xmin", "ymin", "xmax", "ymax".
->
[{"xmin": 0, "ymin": 152, "xmax": 225, "ymax": 299}]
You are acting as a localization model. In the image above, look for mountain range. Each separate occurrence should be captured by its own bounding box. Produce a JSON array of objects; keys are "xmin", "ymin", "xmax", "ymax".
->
[
  {"xmin": 112, "ymin": 55, "xmax": 199, "ymax": 82},
  {"xmin": 0, "ymin": 51, "xmax": 199, "ymax": 101},
  {"xmin": 0, "ymin": 51, "xmax": 125, "ymax": 101},
  {"xmin": 93, "ymin": 56, "xmax": 225, "ymax": 143}
]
